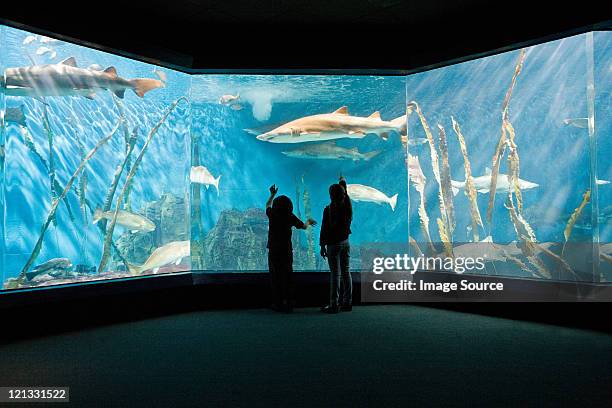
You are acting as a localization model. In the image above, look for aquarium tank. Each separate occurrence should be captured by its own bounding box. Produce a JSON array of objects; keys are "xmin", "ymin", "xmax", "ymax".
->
[{"xmin": 0, "ymin": 24, "xmax": 609, "ymax": 291}]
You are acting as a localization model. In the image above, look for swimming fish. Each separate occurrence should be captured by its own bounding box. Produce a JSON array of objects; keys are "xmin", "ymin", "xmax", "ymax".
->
[
  {"xmin": 596, "ymin": 179, "xmax": 610, "ymax": 185},
  {"xmin": 451, "ymin": 167, "xmax": 538, "ymax": 196},
  {"xmin": 153, "ymin": 68, "xmax": 167, "ymax": 83},
  {"xmin": 401, "ymin": 136, "xmax": 428, "ymax": 147},
  {"xmin": 93, "ymin": 208, "xmax": 156, "ymax": 233},
  {"xmin": 563, "ymin": 118, "xmax": 588, "ymax": 129},
  {"xmin": 190, "ymin": 166, "xmax": 221, "ymax": 195},
  {"xmin": 243, "ymin": 122, "xmax": 283, "ymax": 137},
  {"xmin": 26, "ymin": 258, "xmax": 72, "ymax": 281},
  {"xmin": 219, "ymin": 93, "xmax": 240, "ymax": 105},
  {"xmin": 346, "ymin": 183, "xmax": 398, "ymax": 211},
  {"xmin": 2, "ymin": 57, "xmax": 165, "ymax": 99},
  {"xmin": 35, "ymin": 46, "xmax": 57, "ymax": 59},
  {"xmin": 39, "ymin": 36, "xmax": 64, "ymax": 46},
  {"xmin": 127, "ymin": 240, "xmax": 190, "ymax": 275},
  {"xmin": 256, "ymin": 106, "xmax": 406, "ymax": 143},
  {"xmin": 281, "ymin": 141, "xmax": 381, "ymax": 161},
  {"xmin": 22, "ymin": 35, "xmax": 37, "ymax": 45},
  {"xmin": 230, "ymin": 104, "xmax": 243, "ymax": 111},
  {"xmin": 452, "ymin": 237, "xmax": 555, "ymax": 263},
  {"xmin": 4, "ymin": 105, "xmax": 27, "ymax": 126}
]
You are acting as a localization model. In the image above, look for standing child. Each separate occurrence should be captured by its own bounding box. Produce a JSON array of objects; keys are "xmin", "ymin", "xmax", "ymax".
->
[{"xmin": 266, "ymin": 184, "xmax": 316, "ymax": 313}]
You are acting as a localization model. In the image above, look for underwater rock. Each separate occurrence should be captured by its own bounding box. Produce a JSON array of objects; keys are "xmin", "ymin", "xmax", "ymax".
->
[
  {"xmin": 199, "ymin": 207, "xmax": 330, "ymax": 271},
  {"xmin": 200, "ymin": 208, "xmax": 269, "ymax": 270},
  {"xmin": 113, "ymin": 192, "xmax": 188, "ymax": 268}
]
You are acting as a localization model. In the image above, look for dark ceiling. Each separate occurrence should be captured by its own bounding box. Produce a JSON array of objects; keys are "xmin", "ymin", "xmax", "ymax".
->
[{"xmin": 2, "ymin": 0, "xmax": 609, "ymax": 73}]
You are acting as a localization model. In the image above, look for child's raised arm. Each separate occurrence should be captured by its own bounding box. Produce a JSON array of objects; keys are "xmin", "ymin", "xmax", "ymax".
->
[{"xmin": 266, "ymin": 184, "xmax": 278, "ymax": 209}]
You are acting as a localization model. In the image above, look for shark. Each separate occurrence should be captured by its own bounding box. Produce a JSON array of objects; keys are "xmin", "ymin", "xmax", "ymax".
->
[
  {"xmin": 1, "ymin": 57, "xmax": 164, "ymax": 99},
  {"xmin": 256, "ymin": 106, "xmax": 406, "ymax": 143},
  {"xmin": 281, "ymin": 141, "xmax": 381, "ymax": 161},
  {"xmin": 451, "ymin": 167, "xmax": 539, "ymax": 196}
]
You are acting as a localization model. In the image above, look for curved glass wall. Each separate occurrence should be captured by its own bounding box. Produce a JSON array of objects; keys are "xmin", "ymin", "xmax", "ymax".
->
[{"xmin": 0, "ymin": 24, "xmax": 609, "ymax": 291}]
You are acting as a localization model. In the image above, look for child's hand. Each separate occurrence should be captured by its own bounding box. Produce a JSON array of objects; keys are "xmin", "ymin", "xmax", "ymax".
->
[
  {"xmin": 306, "ymin": 218, "xmax": 317, "ymax": 227},
  {"xmin": 269, "ymin": 184, "xmax": 278, "ymax": 195}
]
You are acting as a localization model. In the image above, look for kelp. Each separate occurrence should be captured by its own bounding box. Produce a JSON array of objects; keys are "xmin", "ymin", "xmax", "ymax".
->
[
  {"xmin": 505, "ymin": 198, "xmax": 552, "ymax": 279},
  {"xmin": 486, "ymin": 48, "xmax": 526, "ymax": 223},
  {"xmin": 564, "ymin": 189, "xmax": 591, "ymax": 242},
  {"xmin": 437, "ymin": 218, "xmax": 453, "ymax": 258},
  {"xmin": 437, "ymin": 124, "xmax": 455, "ymax": 235},
  {"xmin": 72, "ymin": 125, "xmax": 88, "ymax": 220},
  {"xmin": 19, "ymin": 126, "xmax": 75, "ymax": 221},
  {"xmin": 303, "ymin": 176, "xmax": 316, "ymax": 269},
  {"xmin": 41, "ymin": 102, "xmax": 60, "ymax": 225},
  {"xmin": 409, "ymin": 237, "xmax": 424, "ymax": 258},
  {"xmin": 190, "ymin": 132, "xmax": 205, "ymax": 270},
  {"xmin": 407, "ymin": 154, "xmax": 435, "ymax": 254},
  {"xmin": 112, "ymin": 94, "xmax": 135, "ymax": 211},
  {"xmin": 451, "ymin": 117, "xmax": 483, "ymax": 241},
  {"xmin": 407, "ymin": 101, "xmax": 450, "ymax": 246},
  {"xmin": 102, "ymin": 128, "xmax": 138, "ymax": 217},
  {"xmin": 505, "ymin": 119, "xmax": 524, "ymax": 214},
  {"xmin": 98, "ymin": 97, "xmax": 187, "ymax": 273},
  {"xmin": 17, "ymin": 121, "xmax": 121, "ymax": 282},
  {"xmin": 562, "ymin": 189, "xmax": 591, "ymax": 257}
]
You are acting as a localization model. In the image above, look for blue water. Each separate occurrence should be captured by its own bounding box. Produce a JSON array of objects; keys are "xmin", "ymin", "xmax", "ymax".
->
[{"xmin": 0, "ymin": 24, "xmax": 609, "ymax": 289}]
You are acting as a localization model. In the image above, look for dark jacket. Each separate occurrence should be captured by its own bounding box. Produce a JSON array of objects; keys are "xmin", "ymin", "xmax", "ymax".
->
[
  {"xmin": 320, "ymin": 181, "xmax": 352, "ymax": 246},
  {"xmin": 266, "ymin": 207, "xmax": 306, "ymax": 252}
]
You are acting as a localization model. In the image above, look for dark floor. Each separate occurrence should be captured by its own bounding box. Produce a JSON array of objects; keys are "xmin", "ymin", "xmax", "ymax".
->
[{"xmin": 1, "ymin": 305, "xmax": 611, "ymax": 407}]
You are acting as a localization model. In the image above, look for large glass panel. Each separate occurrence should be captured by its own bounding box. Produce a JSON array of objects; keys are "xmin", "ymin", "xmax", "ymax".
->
[
  {"xmin": 594, "ymin": 31, "xmax": 612, "ymax": 281},
  {"xmin": 1, "ymin": 25, "xmax": 191, "ymax": 290},
  {"xmin": 405, "ymin": 33, "xmax": 606, "ymax": 282},
  {"xmin": 190, "ymin": 75, "xmax": 407, "ymax": 271}
]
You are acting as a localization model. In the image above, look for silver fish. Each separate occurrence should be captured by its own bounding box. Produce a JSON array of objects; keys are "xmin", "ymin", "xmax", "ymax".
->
[
  {"xmin": 563, "ymin": 118, "xmax": 589, "ymax": 129},
  {"xmin": 190, "ymin": 166, "xmax": 221, "ymax": 195},
  {"xmin": 2, "ymin": 57, "xmax": 164, "ymax": 99},
  {"xmin": 128, "ymin": 240, "xmax": 190, "ymax": 275},
  {"xmin": 282, "ymin": 141, "xmax": 381, "ymax": 161},
  {"xmin": 347, "ymin": 183, "xmax": 398, "ymax": 211},
  {"xmin": 93, "ymin": 208, "xmax": 156, "ymax": 233},
  {"xmin": 219, "ymin": 93, "xmax": 240, "ymax": 105},
  {"xmin": 256, "ymin": 106, "xmax": 406, "ymax": 143}
]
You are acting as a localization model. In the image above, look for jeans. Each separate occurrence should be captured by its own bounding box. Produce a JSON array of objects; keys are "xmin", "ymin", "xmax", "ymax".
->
[
  {"xmin": 326, "ymin": 240, "xmax": 351, "ymax": 307},
  {"xmin": 268, "ymin": 250, "xmax": 294, "ymax": 307}
]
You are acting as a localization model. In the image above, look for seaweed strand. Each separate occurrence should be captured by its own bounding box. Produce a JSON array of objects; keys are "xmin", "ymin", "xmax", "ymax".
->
[
  {"xmin": 17, "ymin": 121, "xmax": 121, "ymax": 282},
  {"xmin": 486, "ymin": 49, "xmax": 526, "ymax": 223},
  {"xmin": 98, "ymin": 97, "xmax": 187, "ymax": 273},
  {"xmin": 451, "ymin": 117, "xmax": 483, "ymax": 241}
]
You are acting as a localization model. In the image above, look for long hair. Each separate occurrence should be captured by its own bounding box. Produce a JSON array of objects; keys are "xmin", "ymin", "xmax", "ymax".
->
[{"xmin": 328, "ymin": 183, "xmax": 352, "ymax": 226}]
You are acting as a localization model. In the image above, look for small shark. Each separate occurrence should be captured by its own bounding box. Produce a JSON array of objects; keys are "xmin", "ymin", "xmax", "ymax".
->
[
  {"xmin": 451, "ymin": 167, "xmax": 538, "ymax": 196},
  {"xmin": 256, "ymin": 106, "xmax": 406, "ymax": 143},
  {"xmin": 346, "ymin": 183, "xmax": 398, "ymax": 211},
  {"xmin": 128, "ymin": 241, "xmax": 190, "ymax": 275},
  {"xmin": 282, "ymin": 141, "xmax": 381, "ymax": 161},
  {"xmin": 2, "ymin": 57, "xmax": 164, "ymax": 99},
  {"xmin": 93, "ymin": 208, "xmax": 156, "ymax": 233}
]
